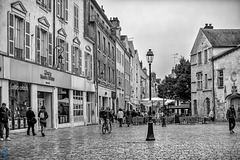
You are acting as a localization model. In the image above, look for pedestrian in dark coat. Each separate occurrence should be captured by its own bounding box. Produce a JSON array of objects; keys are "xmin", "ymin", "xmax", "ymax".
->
[
  {"xmin": 226, "ymin": 104, "xmax": 236, "ymax": 134},
  {"xmin": 126, "ymin": 110, "xmax": 132, "ymax": 127},
  {"xmin": 26, "ymin": 107, "xmax": 36, "ymax": 136},
  {"xmin": 38, "ymin": 106, "xmax": 48, "ymax": 137},
  {"xmin": 0, "ymin": 103, "xmax": 11, "ymax": 141}
]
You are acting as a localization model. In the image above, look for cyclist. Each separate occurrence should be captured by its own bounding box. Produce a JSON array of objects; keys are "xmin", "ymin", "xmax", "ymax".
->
[{"xmin": 100, "ymin": 107, "xmax": 112, "ymax": 124}]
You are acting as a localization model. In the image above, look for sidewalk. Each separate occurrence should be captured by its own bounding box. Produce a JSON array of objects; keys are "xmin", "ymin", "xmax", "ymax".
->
[{"xmin": 0, "ymin": 122, "xmax": 240, "ymax": 159}]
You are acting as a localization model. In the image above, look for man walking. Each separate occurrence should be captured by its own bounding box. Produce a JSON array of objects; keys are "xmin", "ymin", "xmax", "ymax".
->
[
  {"xmin": 26, "ymin": 107, "xmax": 37, "ymax": 136},
  {"xmin": 0, "ymin": 103, "xmax": 11, "ymax": 141},
  {"xmin": 226, "ymin": 104, "xmax": 236, "ymax": 134}
]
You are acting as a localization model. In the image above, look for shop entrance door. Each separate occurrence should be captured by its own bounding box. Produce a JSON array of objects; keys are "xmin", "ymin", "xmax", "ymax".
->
[
  {"xmin": 37, "ymin": 91, "xmax": 52, "ymax": 129},
  {"xmin": 87, "ymin": 103, "xmax": 91, "ymax": 123}
]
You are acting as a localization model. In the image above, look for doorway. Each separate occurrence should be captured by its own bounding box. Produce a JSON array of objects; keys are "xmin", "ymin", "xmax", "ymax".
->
[
  {"xmin": 231, "ymin": 98, "xmax": 240, "ymax": 121},
  {"xmin": 37, "ymin": 91, "xmax": 52, "ymax": 129}
]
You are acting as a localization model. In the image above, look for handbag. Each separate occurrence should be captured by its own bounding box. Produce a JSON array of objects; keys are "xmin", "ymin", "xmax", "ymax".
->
[{"xmin": 31, "ymin": 117, "xmax": 37, "ymax": 124}]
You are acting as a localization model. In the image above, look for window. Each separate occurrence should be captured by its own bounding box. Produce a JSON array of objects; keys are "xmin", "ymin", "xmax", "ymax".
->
[
  {"xmin": 37, "ymin": 0, "xmax": 51, "ymax": 11},
  {"xmin": 205, "ymin": 74, "xmax": 208, "ymax": 89},
  {"xmin": 112, "ymin": 46, "xmax": 115, "ymax": 61},
  {"xmin": 217, "ymin": 69, "xmax": 224, "ymax": 87},
  {"xmin": 74, "ymin": 4, "xmax": 79, "ymax": 30},
  {"xmin": 196, "ymin": 72, "xmax": 203, "ymax": 90},
  {"xmin": 36, "ymin": 26, "xmax": 53, "ymax": 66},
  {"xmin": 57, "ymin": 0, "xmax": 68, "ymax": 22},
  {"xmin": 72, "ymin": 46, "xmax": 82, "ymax": 75},
  {"xmin": 108, "ymin": 67, "xmax": 111, "ymax": 82},
  {"xmin": 204, "ymin": 49, "xmax": 208, "ymax": 64},
  {"xmin": 108, "ymin": 42, "xmax": 110, "ymax": 57},
  {"xmin": 112, "ymin": 69, "xmax": 115, "ymax": 84},
  {"xmin": 97, "ymin": 31, "xmax": 100, "ymax": 49},
  {"xmin": 103, "ymin": 64, "xmax": 106, "ymax": 80},
  {"xmin": 103, "ymin": 37, "xmax": 106, "ymax": 53},
  {"xmin": 85, "ymin": 52, "xmax": 93, "ymax": 79},
  {"xmin": 73, "ymin": 90, "xmax": 84, "ymax": 122},
  {"xmin": 57, "ymin": 38, "xmax": 68, "ymax": 71},
  {"xmin": 198, "ymin": 51, "xmax": 202, "ymax": 65}
]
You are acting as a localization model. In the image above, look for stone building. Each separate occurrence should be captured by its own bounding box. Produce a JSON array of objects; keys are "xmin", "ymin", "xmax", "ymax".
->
[
  {"xmin": 0, "ymin": 0, "xmax": 96, "ymax": 132},
  {"xmin": 84, "ymin": 0, "xmax": 116, "ymax": 116},
  {"xmin": 110, "ymin": 17, "xmax": 125, "ymax": 111},
  {"xmin": 191, "ymin": 23, "xmax": 240, "ymax": 120},
  {"xmin": 212, "ymin": 45, "xmax": 240, "ymax": 121}
]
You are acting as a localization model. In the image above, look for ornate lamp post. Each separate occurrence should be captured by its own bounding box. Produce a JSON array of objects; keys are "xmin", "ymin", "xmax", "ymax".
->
[{"xmin": 146, "ymin": 49, "xmax": 155, "ymax": 141}]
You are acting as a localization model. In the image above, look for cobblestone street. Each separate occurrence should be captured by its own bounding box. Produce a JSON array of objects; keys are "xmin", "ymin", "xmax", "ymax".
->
[{"xmin": 0, "ymin": 122, "xmax": 240, "ymax": 160}]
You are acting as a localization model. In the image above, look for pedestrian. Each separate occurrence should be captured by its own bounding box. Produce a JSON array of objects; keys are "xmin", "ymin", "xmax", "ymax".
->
[
  {"xmin": 0, "ymin": 103, "xmax": 11, "ymax": 141},
  {"xmin": 126, "ymin": 110, "xmax": 132, "ymax": 127},
  {"xmin": 161, "ymin": 111, "xmax": 166, "ymax": 127},
  {"xmin": 26, "ymin": 107, "xmax": 37, "ymax": 136},
  {"xmin": 38, "ymin": 106, "xmax": 48, "ymax": 137},
  {"xmin": 117, "ymin": 108, "xmax": 124, "ymax": 127},
  {"xmin": 226, "ymin": 104, "xmax": 236, "ymax": 134}
]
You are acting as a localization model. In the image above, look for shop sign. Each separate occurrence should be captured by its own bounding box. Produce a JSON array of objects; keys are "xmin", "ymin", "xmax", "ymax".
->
[{"xmin": 40, "ymin": 70, "xmax": 55, "ymax": 81}]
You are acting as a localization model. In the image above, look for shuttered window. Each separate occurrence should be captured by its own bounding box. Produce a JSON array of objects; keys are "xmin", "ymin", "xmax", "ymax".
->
[
  {"xmin": 57, "ymin": 0, "xmax": 68, "ymax": 22},
  {"xmin": 25, "ymin": 21, "xmax": 30, "ymax": 60}
]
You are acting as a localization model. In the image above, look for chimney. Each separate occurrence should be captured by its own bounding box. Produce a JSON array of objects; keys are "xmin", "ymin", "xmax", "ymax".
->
[
  {"xmin": 204, "ymin": 23, "xmax": 214, "ymax": 29},
  {"xmin": 110, "ymin": 17, "xmax": 120, "ymax": 28}
]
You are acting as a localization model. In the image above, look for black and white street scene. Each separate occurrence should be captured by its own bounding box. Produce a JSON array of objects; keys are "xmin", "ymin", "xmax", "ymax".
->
[{"xmin": 0, "ymin": 0, "xmax": 240, "ymax": 159}]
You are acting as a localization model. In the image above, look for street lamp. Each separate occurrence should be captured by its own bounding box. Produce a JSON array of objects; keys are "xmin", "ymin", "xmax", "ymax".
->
[{"xmin": 146, "ymin": 49, "xmax": 155, "ymax": 141}]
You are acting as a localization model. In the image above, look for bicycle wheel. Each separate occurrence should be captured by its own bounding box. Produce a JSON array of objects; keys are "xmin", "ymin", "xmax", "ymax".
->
[{"xmin": 102, "ymin": 123, "xmax": 106, "ymax": 134}]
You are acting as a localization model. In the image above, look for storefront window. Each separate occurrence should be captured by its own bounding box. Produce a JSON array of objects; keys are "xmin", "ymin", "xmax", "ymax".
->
[
  {"xmin": 73, "ymin": 90, "xmax": 83, "ymax": 122},
  {"xmin": 58, "ymin": 88, "xmax": 69, "ymax": 124},
  {"xmin": 9, "ymin": 81, "xmax": 31, "ymax": 130}
]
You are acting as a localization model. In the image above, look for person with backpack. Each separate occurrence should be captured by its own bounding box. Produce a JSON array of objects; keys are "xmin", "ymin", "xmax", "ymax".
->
[
  {"xmin": 26, "ymin": 107, "xmax": 37, "ymax": 136},
  {"xmin": 38, "ymin": 106, "xmax": 48, "ymax": 137}
]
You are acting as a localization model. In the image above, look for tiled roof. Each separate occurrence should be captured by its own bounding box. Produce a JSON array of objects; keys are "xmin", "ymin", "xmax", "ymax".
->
[
  {"xmin": 212, "ymin": 45, "xmax": 240, "ymax": 60},
  {"xmin": 201, "ymin": 29, "xmax": 240, "ymax": 47}
]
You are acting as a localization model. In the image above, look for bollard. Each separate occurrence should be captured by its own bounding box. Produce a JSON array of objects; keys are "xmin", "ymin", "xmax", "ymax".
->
[{"xmin": 146, "ymin": 121, "xmax": 155, "ymax": 141}]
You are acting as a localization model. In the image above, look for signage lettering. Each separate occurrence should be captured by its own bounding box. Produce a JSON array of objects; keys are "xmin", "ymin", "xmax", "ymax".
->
[{"xmin": 40, "ymin": 70, "xmax": 55, "ymax": 81}]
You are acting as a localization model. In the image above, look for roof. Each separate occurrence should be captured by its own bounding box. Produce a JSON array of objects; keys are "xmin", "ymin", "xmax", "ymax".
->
[
  {"xmin": 201, "ymin": 29, "xmax": 240, "ymax": 47},
  {"xmin": 212, "ymin": 45, "xmax": 240, "ymax": 60},
  {"xmin": 169, "ymin": 103, "xmax": 190, "ymax": 109}
]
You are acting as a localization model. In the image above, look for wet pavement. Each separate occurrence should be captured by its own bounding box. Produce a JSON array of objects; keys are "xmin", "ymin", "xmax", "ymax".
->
[{"xmin": 0, "ymin": 122, "xmax": 240, "ymax": 160}]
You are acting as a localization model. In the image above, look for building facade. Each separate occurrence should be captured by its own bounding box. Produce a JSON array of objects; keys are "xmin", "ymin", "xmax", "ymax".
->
[
  {"xmin": 212, "ymin": 45, "xmax": 240, "ymax": 121},
  {"xmin": 0, "ymin": 0, "xmax": 96, "ymax": 132},
  {"xmin": 84, "ymin": 0, "xmax": 116, "ymax": 118},
  {"xmin": 110, "ymin": 17, "xmax": 125, "ymax": 112},
  {"xmin": 191, "ymin": 24, "xmax": 240, "ymax": 120}
]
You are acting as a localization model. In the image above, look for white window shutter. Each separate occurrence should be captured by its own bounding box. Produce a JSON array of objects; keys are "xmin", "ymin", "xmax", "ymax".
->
[
  {"xmin": 25, "ymin": 21, "xmax": 30, "ymax": 60},
  {"xmin": 57, "ymin": 0, "xmax": 60, "ymax": 17},
  {"xmin": 65, "ymin": 0, "xmax": 68, "ymax": 22},
  {"xmin": 8, "ymin": 12, "xmax": 14, "ymax": 56},
  {"xmin": 48, "ymin": 32, "xmax": 52, "ymax": 66},
  {"xmin": 35, "ymin": 26, "xmax": 41, "ymax": 64}
]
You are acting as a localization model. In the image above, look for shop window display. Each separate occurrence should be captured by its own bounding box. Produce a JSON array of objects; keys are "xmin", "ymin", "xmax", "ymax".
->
[
  {"xmin": 9, "ymin": 81, "xmax": 31, "ymax": 130},
  {"xmin": 58, "ymin": 88, "xmax": 69, "ymax": 124}
]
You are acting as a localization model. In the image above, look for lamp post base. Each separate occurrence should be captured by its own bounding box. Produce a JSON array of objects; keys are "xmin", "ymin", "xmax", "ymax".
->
[{"xmin": 146, "ymin": 121, "xmax": 155, "ymax": 141}]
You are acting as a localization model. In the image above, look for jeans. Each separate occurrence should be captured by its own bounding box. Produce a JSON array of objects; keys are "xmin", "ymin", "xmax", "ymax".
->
[
  {"xmin": 229, "ymin": 118, "xmax": 236, "ymax": 131},
  {"xmin": 0, "ymin": 121, "xmax": 9, "ymax": 138},
  {"xmin": 27, "ymin": 121, "xmax": 35, "ymax": 135}
]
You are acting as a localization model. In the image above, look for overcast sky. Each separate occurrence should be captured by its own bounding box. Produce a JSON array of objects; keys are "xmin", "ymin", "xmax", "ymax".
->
[{"xmin": 96, "ymin": 0, "xmax": 240, "ymax": 79}]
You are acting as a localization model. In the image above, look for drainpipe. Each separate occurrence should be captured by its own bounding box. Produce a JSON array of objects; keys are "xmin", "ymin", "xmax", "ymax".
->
[
  {"xmin": 53, "ymin": 0, "xmax": 56, "ymax": 66},
  {"xmin": 211, "ymin": 56, "xmax": 216, "ymax": 121}
]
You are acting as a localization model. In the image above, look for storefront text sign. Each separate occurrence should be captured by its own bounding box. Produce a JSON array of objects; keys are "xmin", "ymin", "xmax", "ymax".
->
[{"xmin": 40, "ymin": 70, "xmax": 55, "ymax": 81}]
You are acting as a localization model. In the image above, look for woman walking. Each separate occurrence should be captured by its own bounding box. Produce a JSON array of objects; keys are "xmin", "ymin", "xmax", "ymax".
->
[
  {"xmin": 38, "ymin": 106, "xmax": 48, "ymax": 137},
  {"xmin": 26, "ymin": 107, "xmax": 37, "ymax": 136}
]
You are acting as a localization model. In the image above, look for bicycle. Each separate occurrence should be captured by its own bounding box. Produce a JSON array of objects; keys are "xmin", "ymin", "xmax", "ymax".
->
[{"xmin": 102, "ymin": 118, "xmax": 112, "ymax": 134}]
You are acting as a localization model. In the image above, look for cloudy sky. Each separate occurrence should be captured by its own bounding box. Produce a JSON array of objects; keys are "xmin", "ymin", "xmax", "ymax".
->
[{"xmin": 96, "ymin": 0, "xmax": 240, "ymax": 79}]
